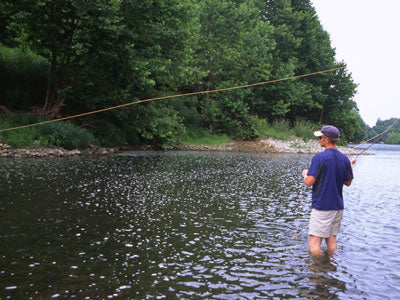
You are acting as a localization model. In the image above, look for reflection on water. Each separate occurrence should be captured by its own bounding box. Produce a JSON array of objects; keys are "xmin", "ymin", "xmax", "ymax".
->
[{"xmin": 0, "ymin": 146, "xmax": 399, "ymax": 299}]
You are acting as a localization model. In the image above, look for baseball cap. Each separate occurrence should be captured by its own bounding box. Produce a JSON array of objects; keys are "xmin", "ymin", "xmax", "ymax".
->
[{"xmin": 314, "ymin": 125, "xmax": 340, "ymax": 139}]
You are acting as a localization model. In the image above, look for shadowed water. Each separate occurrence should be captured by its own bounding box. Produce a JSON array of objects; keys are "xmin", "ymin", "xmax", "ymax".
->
[{"xmin": 0, "ymin": 146, "xmax": 399, "ymax": 299}]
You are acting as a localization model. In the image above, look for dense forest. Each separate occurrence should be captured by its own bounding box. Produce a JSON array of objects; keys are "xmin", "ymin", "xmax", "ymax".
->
[{"xmin": 1, "ymin": 0, "xmax": 389, "ymax": 149}]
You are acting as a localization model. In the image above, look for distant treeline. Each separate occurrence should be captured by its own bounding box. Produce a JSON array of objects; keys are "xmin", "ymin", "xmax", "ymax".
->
[
  {"xmin": 366, "ymin": 118, "xmax": 400, "ymax": 145},
  {"xmin": 0, "ymin": 0, "xmax": 371, "ymax": 148}
]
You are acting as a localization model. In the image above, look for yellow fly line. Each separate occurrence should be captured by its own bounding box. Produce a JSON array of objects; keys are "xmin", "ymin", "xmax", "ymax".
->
[
  {"xmin": 350, "ymin": 118, "xmax": 400, "ymax": 155},
  {"xmin": 0, "ymin": 66, "xmax": 344, "ymax": 133}
]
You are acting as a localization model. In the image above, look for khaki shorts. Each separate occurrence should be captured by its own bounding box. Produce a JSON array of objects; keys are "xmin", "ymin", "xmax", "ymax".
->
[{"xmin": 309, "ymin": 209, "xmax": 343, "ymax": 238}]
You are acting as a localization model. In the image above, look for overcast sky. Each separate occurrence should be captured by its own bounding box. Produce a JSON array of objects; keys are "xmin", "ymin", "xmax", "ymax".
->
[{"xmin": 312, "ymin": 0, "xmax": 400, "ymax": 127}]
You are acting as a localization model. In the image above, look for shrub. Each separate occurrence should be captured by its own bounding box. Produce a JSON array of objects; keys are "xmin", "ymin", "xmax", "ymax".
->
[
  {"xmin": 271, "ymin": 119, "xmax": 291, "ymax": 133},
  {"xmin": 91, "ymin": 122, "xmax": 127, "ymax": 147},
  {"xmin": 238, "ymin": 115, "xmax": 269, "ymax": 140},
  {"xmin": 0, "ymin": 113, "xmax": 99, "ymax": 149},
  {"xmin": 182, "ymin": 126, "xmax": 232, "ymax": 145},
  {"xmin": 0, "ymin": 113, "xmax": 41, "ymax": 147},
  {"xmin": 256, "ymin": 119, "xmax": 293, "ymax": 141},
  {"xmin": 39, "ymin": 122, "xmax": 98, "ymax": 150},
  {"xmin": 292, "ymin": 120, "xmax": 316, "ymax": 141},
  {"xmin": 135, "ymin": 104, "xmax": 186, "ymax": 149},
  {"xmin": 385, "ymin": 131, "xmax": 400, "ymax": 144}
]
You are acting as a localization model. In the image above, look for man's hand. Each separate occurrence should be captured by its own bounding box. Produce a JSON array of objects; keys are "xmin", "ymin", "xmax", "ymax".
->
[
  {"xmin": 349, "ymin": 156, "xmax": 356, "ymax": 167},
  {"xmin": 302, "ymin": 169, "xmax": 316, "ymax": 187}
]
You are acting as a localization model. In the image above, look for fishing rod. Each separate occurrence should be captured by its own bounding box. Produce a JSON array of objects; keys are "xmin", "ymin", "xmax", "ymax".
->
[
  {"xmin": 293, "ymin": 119, "xmax": 399, "ymax": 240},
  {"xmin": 351, "ymin": 118, "xmax": 399, "ymax": 159}
]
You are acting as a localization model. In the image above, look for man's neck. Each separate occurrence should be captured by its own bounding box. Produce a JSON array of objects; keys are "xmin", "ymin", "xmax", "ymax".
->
[{"xmin": 324, "ymin": 144, "xmax": 337, "ymax": 150}]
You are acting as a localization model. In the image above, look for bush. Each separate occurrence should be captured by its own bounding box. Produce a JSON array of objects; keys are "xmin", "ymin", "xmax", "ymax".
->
[
  {"xmin": 237, "ymin": 115, "xmax": 268, "ymax": 140},
  {"xmin": 292, "ymin": 120, "xmax": 316, "ymax": 141},
  {"xmin": 256, "ymin": 119, "xmax": 293, "ymax": 141},
  {"xmin": 182, "ymin": 126, "xmax": 232, "ymax": 145},
  {"xmin": 135, "ymin": 104, "xmax": 186, "ymax": 149},
  {"xmin": 385, "ymin": 131, "xmax": 400, "ymax": 144},
  {"xmin": 91, "ymin": 122, "xmax": 127, "ymax": 147},
  {"xmin": 271, "ymin": 119, "xmax": 291, "ymax": 133},
  {"xmin": 0, "ymin": 113, "xmax": 41, "ymax": 147},
  {"xmin": 39, "ymin": 122, "xmax": 98, "ymax": 150}
]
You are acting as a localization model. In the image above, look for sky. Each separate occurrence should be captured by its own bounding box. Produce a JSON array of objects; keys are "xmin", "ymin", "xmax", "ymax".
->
[{"xmin": 312, "ymin": 0, "xmax": 400, "ymax": 127}]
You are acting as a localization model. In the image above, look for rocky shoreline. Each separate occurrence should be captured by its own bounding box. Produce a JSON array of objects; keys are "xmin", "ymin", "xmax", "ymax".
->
[
  {"xmin": 0, "ymin": 138, "xmax": 364, "ymax": 158},
  {"xmin": 0, "ymin": 142, "xmax": 153, "ymax": 158},
  {"xmin": 177, "ymin": 138, "xmax": 362, "ymax": 155}
]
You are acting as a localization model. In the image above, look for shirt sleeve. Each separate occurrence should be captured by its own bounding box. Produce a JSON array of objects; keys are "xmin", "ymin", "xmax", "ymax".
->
[
  {"xmin": 307, "ymin": 156, "xmax": 320, "ymax": 177},
  {"xmin": 344, "ymin": 159, "xmax": 354, "ymax": 181}
]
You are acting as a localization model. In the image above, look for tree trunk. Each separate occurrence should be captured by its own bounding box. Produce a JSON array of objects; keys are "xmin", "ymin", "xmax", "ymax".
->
[
  {"xmin": 40, "ymin": 49, "xmax": 65, "ymax": 119},
  {"xmin": 319, "ymin": 109, "xmax": 324, "ymax": 124}
]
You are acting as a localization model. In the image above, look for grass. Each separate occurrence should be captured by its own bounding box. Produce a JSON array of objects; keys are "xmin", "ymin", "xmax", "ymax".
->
[
  {"xmin": 181, "ymin": 120, "xmax": 318, "ymax": 146},
  {"xmin": 0, "ymin": 113, "xmax": 41, "ymax": 148},
  {"xmin": 0, "ymin": 113, "xmax": 98, "ymax": 149},
  {"xmin": 257, "ymin": 119, "xmax": 317, "ymax": 141},
  {"xmin": 181, "ymin": 127, "xmax": 232, "ymax": 146}
]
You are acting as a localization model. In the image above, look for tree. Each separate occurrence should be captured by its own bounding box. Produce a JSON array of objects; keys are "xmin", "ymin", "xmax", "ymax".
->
[
  {"xmin": 5, "ymin": 0, "xmax": 130, "ymax": 119},
  {"xmin": 386, "ymin": 130, "xmax": 400, "ymax": 145},
  {"xmin": 194, "ymin": 0, "xmax": 275, "ymax": 138},
  {"xmin": 368, "ymin": 118, "xmax": 400, "ymax": 144},
  {"xmin": 260, "ymin": 0, "xmax": 358, "ymax": 126}
]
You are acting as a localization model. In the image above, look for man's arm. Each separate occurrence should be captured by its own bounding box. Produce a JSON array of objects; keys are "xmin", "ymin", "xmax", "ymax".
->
[
  {"xmin": 302, "ymin": 169, "xmax": 316, "ymax": 187},
  {"xmin": 344, "ymin": 179, "xmax": 352, "ymax": 186},
  {"xmin": 344, "ymin": 156, "xmax": 356, "ymax": 186}
]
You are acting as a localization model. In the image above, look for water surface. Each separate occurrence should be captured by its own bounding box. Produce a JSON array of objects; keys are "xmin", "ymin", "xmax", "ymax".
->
[{"xmin": 1, "ymin": 146, "xmax": 399, "ymax": 299}]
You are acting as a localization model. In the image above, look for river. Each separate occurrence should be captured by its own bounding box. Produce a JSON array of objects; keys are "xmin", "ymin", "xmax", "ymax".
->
[{"xmin": 0, "ymin": 144, "xmax": 399, "ymax": 299}]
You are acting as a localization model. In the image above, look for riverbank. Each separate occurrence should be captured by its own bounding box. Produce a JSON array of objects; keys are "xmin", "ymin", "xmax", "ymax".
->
[
  {"xmin": 177, "ymin": 138, "xmax": 363, "ymax": 155},
  {"xmin": 0, "ymin": 138, "xmax": 364, "ymax": 158}
]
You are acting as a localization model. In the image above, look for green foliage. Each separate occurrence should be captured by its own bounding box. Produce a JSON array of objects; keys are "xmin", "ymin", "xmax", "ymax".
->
[
  {"xmin": 292, "ymin": 119, "xmax": 317, "ymax": 141},
  {"xmin": 257, "ymin": 119, "xmax": 293, "ymax": 141},
  {"xmin": 0, "ymin": 112, "xmax": 98, "ymax": 149},
  {"xmin": 194, "ymin": 0, "xmax": 275, "ymax": 135},
  {"xmin": 91, "ymin": 122, "xmax": 128, "ymax": 148},
  {"xmin": 182, "ymin": 127, "xmax": 231, "ymax": 146},
  {"xmin": 0, "ymin": 44, "xmax": 48, "ymax": 110},
  {"xmin": 239, "ymin": 115, "xmax": 269, "ymax": 141},
  {"xmin": 367, "ymin": 118, "xmax": 400, "ymax": 144},
  {"xmin": 334, "ymin": 109, "xmax": 366, "ymax": 143},
  {"xmin": 0, "ymin": 113, "xmax": 41, "ymax": 147},
  {"xmin": 271, "ymin": 119, "xmax": 292, "ymax": 134},
  {"xmin": 135, "ymin": 104, "xmax": 186, "ymax": 149},
  {"xmin": 39, "ymin": 122, "xmax": 98, "ymax": 150},
  {"xmin": 0, "ymin": 0, "xmax": 369, "ymax": 148},
  {"xmin": 385, "ymin": 130, "xmax": 400, "ymax": 144}
]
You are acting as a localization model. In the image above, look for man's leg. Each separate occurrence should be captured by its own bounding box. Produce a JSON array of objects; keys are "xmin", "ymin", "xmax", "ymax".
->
[
  {"xmin": 326, "ymin": 210, "xmax": 343, "ymax": 253},
  {"xmin": 325, "ymin": 235, "xmax": 337, "ymax": 251},
  {"xmin": 309, "ymin": 235, "xmax": 322, "ymax": 255}
]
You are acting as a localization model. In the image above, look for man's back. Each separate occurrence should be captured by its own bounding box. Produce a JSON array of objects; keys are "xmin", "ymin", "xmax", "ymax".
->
[{"xmin": 307, "ymin": 149, "xmax": 353, "ymax": 210}]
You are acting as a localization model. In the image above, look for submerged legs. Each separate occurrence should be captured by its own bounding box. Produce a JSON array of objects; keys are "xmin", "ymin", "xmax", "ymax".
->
[{"xmin": 309, "ymin": 234, "xmax": 338, "ymax": 255}]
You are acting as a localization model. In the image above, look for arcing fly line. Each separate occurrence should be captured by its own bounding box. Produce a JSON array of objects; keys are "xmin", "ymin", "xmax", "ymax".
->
[
  {"xmin": 351, "ymin": 118, "xmax": 399, "ymax": 158},
  {"xmin": 0, "ymin": 66, "xmax": 344, "ymax": 133}
]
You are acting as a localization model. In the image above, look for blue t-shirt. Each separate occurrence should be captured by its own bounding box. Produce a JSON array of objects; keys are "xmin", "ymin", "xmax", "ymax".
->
[{"xmin": 307, "ymin": 149, "xmax": 353, "ymax": 210}]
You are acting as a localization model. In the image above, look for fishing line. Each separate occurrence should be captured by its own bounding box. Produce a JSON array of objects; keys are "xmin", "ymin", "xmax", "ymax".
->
[
  {"xmin": 292, "ymin": 119, "xmax": 399, "ymax": 240},
  {"xmin": 0, "ymin": 66, "xmax": 344, "ymax": 133},
  {"xmin": 350, "ymin": 118, "xmax": 399, "ymax": 159}
]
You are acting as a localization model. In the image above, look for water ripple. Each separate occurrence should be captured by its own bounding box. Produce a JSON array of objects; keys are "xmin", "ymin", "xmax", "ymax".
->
[{"xmin": 0, "ymin": 148, "xmax": 399, "ymax": 299}]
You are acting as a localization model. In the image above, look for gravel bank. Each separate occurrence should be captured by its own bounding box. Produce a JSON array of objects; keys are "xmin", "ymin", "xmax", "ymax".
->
[
  {"xmin": 177, "ymin": 138, "xmax": 363, "ymax": 155},
  {"xmin": 0, "ymin": 138, "xmax": 364, "ymax": 158}
]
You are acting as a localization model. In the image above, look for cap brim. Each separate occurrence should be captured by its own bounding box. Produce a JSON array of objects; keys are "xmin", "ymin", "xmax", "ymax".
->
[{"xmin": 314, "ymin": 131, "xmax": 324, "ymax": 137}]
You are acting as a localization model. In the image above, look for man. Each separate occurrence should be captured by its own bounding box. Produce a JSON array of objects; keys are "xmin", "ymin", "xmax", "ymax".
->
[{"xmin": 302, "ymin": 125, "xmax": 356, "ymax": 255}]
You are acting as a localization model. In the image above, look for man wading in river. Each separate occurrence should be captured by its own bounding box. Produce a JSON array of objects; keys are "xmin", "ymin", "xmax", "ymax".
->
[{"xmin": 302, "ymin": 125, "xmax": 356, "ymax": 255}]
